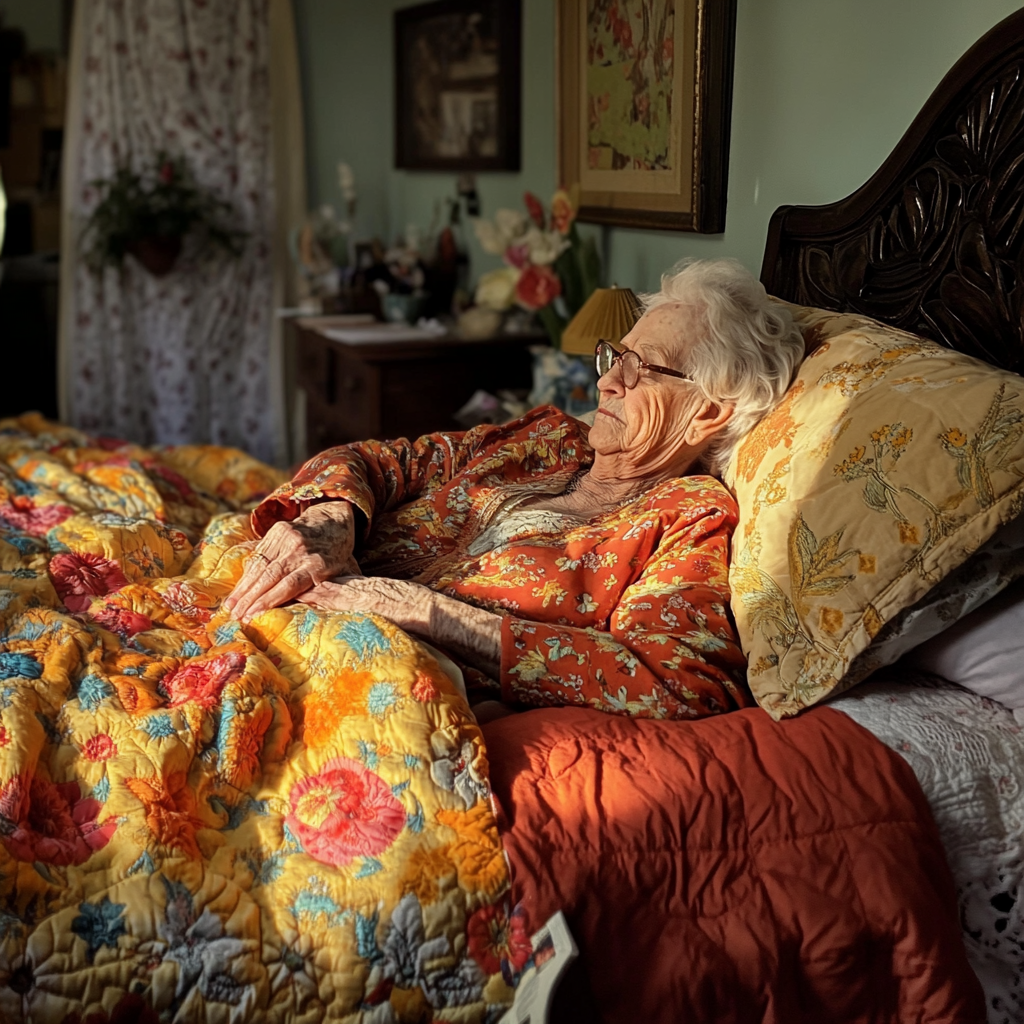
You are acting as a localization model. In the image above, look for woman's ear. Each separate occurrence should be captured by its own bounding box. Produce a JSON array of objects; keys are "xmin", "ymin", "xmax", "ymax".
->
[{"xmin": 684, "ymin": 400, "xmax": 734, "ymax": 448}]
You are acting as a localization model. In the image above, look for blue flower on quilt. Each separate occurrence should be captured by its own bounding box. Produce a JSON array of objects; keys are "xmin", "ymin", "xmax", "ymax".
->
[
  {"xmin": 0, "ymin": 651, "xmax": 42, "ymax": 680},
  {"xmin": 139, "ymin": 713, "xmax": 176, "ymax": 739},
  {"xmin": 214, "ymin": 622, "xmax": 241, "ymax": 645},
  {"xmin": 208, "ymin": 793, "xmax": 259, "ymax": 832},
  {"xmin": 357, "ymin": 739, "xmax": 381, "ymax": 770},
  {"xmin": 0, "ymin": 591, "xmax": 15, "ymax": 612},
  {"xmin": 92, "ymin": 775, "xmax": 111, "ymax": 802},
  {"xmin": 0, "ymin": 532, "xmax": 43, "ymax": 556},
  {"xmin": 127, "ymin": 851, "xmax": 156, "ymax": 876},
  {"xmin": 156, "ymin": 876, "xmax": 249, "ymax": 1007},
  {"xmin": 76, "ymin": 673, "xmax": 114, "ymax": 711},
  {"xmin": 297, "ymin": 607, "xmax": 319, "ymax": 645},
  {"xmin": 180, "ymin": 639, "xmax": 203, "ymax": 657},
  {"xmin": 290, "ymin": 881, "xmax": 346, "ymax": 927},
  {"xmin": 71, "ymin": 895, "xmax": 127, "ymax": 962},
  {"xmin": 366, "ymin": 682, "xmax": 399, "ymax": 718},
  {"xmin": 3, "ymin": 619, "xmax": 47, "ymax": 642},
  {"xmin": 335, "ymin": 616, "xmax": 390, "ymax": 661}
]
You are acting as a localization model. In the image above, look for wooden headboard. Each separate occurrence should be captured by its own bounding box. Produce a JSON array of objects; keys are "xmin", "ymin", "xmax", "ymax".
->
[{"xmin": 760, "ymin": 9, "xmax": 1024, "ymax": 375}]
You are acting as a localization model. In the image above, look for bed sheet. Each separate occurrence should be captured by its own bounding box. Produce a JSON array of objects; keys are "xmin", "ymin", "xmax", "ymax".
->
[
  {"xmin": 0, "ymin": 415, "xmax": 514, "ymax": 1023},
  {"xmin": 830, "ymin": 672, "xmax": 1024, "ymax": 1024}
]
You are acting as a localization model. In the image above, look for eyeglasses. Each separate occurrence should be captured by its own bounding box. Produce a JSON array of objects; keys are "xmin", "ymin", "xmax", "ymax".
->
[{"xmin": 594, "ymin": 340, "xmax": 696, "ymax": 390}]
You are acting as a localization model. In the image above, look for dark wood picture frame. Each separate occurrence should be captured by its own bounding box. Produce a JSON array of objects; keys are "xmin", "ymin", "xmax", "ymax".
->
[
  {"xmin": 395, "ymin": 0, "xmax": 521, "ymax": 172},
  {"xmin": 557, "ymin": 0, "xmax": 736, "ymax": 233}
]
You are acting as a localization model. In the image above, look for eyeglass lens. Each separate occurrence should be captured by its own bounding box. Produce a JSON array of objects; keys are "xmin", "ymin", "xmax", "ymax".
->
[{"xmin": 595, "ymin": 342, "xmax": 640, "ymax": 388}]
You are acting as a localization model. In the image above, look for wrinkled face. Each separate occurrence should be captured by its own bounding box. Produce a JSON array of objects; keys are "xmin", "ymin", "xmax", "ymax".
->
[{"xmin": 588, "ymin": 304, "xmax": 705, "ymax": 471}]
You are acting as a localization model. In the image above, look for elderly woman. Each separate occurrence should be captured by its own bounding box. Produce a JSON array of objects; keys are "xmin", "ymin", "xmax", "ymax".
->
[{"xmin": 225, "ymin": 258, "xmax": 803, "ymax": 718}]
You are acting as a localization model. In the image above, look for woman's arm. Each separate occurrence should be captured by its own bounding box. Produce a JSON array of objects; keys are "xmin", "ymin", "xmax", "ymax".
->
[
  {"xmin": 298, "ymin": 577, "xmax": 502, "ymax": 678},
  {"xmin": 250, "ymin": 422, "xmax": 500, "ymax": 540},
  {"xmin": 230, "ymin": 420, "xmax": 508, "ymax": 619}
]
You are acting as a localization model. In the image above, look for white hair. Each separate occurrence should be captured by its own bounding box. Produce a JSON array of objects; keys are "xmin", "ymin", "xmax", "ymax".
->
[{"xmin": 640, "ymin": 257, "xmax": 804, "ymax": 475}]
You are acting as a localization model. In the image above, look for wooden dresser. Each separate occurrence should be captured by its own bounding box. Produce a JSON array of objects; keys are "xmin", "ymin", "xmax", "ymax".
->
[{"xmin": 292, "ymin": 317, "xmax": 543, "ymax": 456}]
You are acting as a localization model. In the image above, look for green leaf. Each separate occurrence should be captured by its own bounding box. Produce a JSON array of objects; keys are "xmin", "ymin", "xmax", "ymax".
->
[
  {"xmin": 554, "ymin": 247, "xmax": 584, "ymax": 317},
  {"xmin": 536, "ymin": 304, "xmax": 567, "ymax": 349},
  {"xmin": 577, "ymin": 235, "xmax": 602, "ymax": 301}
]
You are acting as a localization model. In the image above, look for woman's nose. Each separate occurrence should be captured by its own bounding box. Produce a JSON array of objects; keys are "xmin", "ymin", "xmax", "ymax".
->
[{"xmin": 597, "ymin": 363, "xmax": 626, "ymax": 394}]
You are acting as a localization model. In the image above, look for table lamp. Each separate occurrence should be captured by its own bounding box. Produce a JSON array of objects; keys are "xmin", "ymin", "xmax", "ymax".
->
[{"xmin": 560, "ymin": 286, "xmax": 641, "ymax": 356}]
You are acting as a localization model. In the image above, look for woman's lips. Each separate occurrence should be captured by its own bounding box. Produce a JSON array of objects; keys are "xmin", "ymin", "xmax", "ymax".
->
[{"xmin": 597, "ymin": 408, "xmax": 622, "ymax": 422}]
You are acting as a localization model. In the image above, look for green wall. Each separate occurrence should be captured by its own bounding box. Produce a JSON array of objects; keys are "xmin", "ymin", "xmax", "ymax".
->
[
  {"xmin": 294, "ymin": 0, "xmax": 1024, "ymax": 293},
  {"xmin": 0, "ymin": 0, "xmax": 63, "ymax": 51}
]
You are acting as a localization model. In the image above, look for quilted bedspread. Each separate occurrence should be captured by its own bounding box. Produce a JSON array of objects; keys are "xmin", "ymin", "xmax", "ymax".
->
[
  {"xmin": 0, "ymin": 416, "xmax": 513, "ymax": 1024},
  {"xmin": 483, "ymin": 704, "xmax": 988, "ymax": 1024}
]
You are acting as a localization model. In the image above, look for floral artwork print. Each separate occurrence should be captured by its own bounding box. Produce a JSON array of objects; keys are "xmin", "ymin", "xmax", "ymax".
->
[
  {"xmin": 0, "ymin": 413, "xmax": 511, "ymax": 1023},
  {"xmin": 587, "ymin": 0, "xmax": 676, "ymax": 171}
]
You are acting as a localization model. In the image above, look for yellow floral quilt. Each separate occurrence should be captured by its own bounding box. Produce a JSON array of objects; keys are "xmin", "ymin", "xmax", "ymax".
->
[{"xmin": 0, "ymin": 415, "xmax": 513, "ymax": 1023}]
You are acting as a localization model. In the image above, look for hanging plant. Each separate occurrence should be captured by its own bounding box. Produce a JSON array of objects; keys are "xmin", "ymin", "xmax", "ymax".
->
[{"xmin": 81, "ymin": 152, "xmax": 248, "ymax": 276}]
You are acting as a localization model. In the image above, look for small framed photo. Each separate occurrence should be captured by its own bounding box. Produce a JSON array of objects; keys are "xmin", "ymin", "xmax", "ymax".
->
[
  {"xmin": 557, "ymin": 0, "xmax": 737, "ymax": 233},
  {"xmin": 395, "ymin": 0, "xmax": 521, "ymax": 172}
]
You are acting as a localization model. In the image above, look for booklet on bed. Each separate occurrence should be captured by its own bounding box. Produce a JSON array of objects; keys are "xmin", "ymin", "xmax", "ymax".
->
[{"xmin": 501, "ymin": 910, "xmax": 579, "ymax": 1024}]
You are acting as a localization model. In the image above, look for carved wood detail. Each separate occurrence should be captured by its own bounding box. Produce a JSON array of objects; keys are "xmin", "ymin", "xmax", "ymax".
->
[{"xmin": 761, "ymin": 9, "xmax": 1024, "ymax": 373}]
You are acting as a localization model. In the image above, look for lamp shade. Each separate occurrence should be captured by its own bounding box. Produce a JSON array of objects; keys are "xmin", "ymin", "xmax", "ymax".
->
[{"xmin": 561, "ymin": 286, "xmax": 640, "ymax": 356}]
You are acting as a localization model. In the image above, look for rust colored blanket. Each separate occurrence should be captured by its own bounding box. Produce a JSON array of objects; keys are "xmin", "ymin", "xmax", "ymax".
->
[{"xmin": 483, "ymin": 705, "xmax": 986, "ymax": 1024}]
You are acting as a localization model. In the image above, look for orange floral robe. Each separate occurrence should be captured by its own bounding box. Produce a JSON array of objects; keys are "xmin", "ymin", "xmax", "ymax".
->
[{"xmin": 253, "ymin": 406, "xmax": 751, "ymax": 718}]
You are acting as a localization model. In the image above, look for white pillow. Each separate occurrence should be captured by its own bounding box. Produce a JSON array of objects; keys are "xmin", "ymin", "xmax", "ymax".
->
[{"xmin": 904, "ymin": 577, "xmax": 1024, "ymax": 718}]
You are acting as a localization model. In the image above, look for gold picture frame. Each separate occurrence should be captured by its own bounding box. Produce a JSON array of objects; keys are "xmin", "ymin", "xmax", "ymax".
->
[{"xmin": 557, "ymin": 0, "xmax": 737, "ymax": 233}]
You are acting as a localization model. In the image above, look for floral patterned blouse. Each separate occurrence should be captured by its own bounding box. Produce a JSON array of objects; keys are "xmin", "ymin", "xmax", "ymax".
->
[{"xmin": 253, "ymin": 406, "xmax": 750, "ymax": 719}]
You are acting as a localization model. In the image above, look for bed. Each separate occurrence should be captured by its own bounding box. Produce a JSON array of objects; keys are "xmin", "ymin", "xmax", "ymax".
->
[
  {"xmin": 1, "ymin": 10, "xmax": 1023, "ymax": 1024},
  {"xmin": 484, "ymin": 8, "xmax": 1024, "ymax": 1024}
]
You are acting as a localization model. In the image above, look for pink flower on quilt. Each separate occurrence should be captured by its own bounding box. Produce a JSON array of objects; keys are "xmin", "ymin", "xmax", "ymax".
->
[
  {"xmin": 162, "ymin": 581, "xmax": 212, "ymax": 622},
  {"xmin": 49, "ymin": 552, "xmax": 129, "ymax": 612},
  {"xmin": 82, "ymin": 733, "xmax": 118, "ymax": 762},
  {"xmin": 0, "ymin": 775, "xmax": 116, "ymax": 866},
  {"xmin": 90, "ymin": 606, "xmax": 153, "ymax": 638},
  {"xmin": 467, "ymin": 903, "xmax": 532, "ymax": 977},
  {"xmin": 0, "ymin": 500, "xmax": 76, "ymax": 536},
  {"xmin": 0, "ymin": 725, "xmax": 8, "ymax": 747},
  {"xmin": 160, "ymin": 650, "xmax": 246, "ymax": 709},
  {"xmin": 285, "ymin": 757, "xmax": 404, "ymax": 867}
]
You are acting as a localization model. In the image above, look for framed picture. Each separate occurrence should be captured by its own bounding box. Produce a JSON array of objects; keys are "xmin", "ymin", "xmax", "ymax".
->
[
  {"xmin": 395, "ymin": 0, "xmax": 521, "ymax": 172},
  {"xmin": 557, "ymin": 0, "xmax": 737, "ymax": 232}
]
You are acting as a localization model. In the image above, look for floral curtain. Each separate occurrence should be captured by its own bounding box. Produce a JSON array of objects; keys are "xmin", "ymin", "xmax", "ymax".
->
[{"xmin": 59, "ymin": 0, "xmax": 293, "ymax": 465}]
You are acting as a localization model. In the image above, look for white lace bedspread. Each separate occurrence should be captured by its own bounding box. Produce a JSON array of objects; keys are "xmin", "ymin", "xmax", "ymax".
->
[{"xmin": 830, "ymin": 672, "xmax": 1024, "ymax": 1024}]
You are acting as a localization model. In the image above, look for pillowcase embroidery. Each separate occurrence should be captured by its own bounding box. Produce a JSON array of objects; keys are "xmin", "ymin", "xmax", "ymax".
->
[{"xmin": 725, "ymin": 304, "xmax": 1024, "ymax": 719}]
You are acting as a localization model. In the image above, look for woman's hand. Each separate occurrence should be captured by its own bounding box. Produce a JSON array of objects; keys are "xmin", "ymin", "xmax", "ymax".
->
[
  {"xmin": 224, "ymin": 501, "xmax": 360, "ymax": 621},
  {"xmin": 299, "ymin": 577, "xmax": 503, "ymax": 679}
]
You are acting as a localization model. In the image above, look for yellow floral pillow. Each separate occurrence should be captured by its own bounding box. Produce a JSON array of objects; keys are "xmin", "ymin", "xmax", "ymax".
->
[{"xmin": 724, "ymin": 304, "xmax": 1024, "ymax": 719}]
